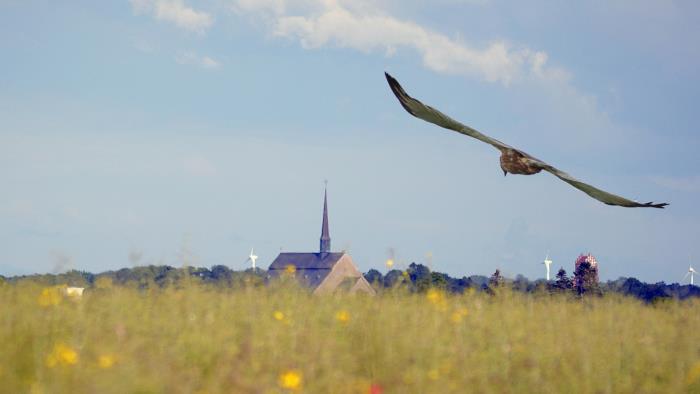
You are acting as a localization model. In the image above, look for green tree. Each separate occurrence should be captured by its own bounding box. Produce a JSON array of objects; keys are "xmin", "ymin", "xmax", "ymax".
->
[
  {"xmin": 364, "ymin": 269, "xmax": 383, "ymax": 286},
  {"xmin": 574, "ymin": 262, "xmax": 600, "ymax": 296},
  {"xmin": 553, "ymin": 268, "xmax": 573, "ymax": 291},
  {"xmin": 430, "ymin": 272, "xmax": 449, "ymax": 289},
  {"xmin": 407, "ymin": 263, "xmax": 432, "ymax": 292}
]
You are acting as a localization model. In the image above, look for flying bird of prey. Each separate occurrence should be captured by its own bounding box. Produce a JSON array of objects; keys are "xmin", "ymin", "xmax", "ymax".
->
[{"xmin": 384, "ymin": 72, "xmax": 668, "ymax": 208}]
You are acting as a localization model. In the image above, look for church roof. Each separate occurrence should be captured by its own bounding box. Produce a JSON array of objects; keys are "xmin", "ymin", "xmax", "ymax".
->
[
  {"xmin": 269, "ymin": 252, "xmax": 345, "ymax": 270},
  {"xmin": 268, "ymin": 252, "xmax": 346, "ymax": 288}
]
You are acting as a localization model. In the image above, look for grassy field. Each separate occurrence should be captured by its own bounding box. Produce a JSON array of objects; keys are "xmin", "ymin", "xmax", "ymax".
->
[{"xmin": 1, "ymin": 278, "xmax": 700, "ymax": 394}]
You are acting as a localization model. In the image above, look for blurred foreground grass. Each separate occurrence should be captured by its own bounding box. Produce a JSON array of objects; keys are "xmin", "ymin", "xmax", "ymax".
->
[{"xmin": 1, "ymin": 279, "xmax": 700, "ymax": 394}]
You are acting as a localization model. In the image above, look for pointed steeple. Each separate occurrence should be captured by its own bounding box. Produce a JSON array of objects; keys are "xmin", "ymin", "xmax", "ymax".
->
[{"xmin": 320, "ymin": 182, "xmax": 331, "ymax": 255}]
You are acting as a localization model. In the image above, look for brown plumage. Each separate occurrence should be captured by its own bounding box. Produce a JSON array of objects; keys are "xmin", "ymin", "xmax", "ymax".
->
[
  {"xmin": 384, "ymin": 72, "xmax": 668, "ymax": 209},
  {"xmin": 499, "ymin": 149, "xmax": 542, "ymax": 176}
]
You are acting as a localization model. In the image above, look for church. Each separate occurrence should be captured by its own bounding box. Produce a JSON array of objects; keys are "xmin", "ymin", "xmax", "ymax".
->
[{"xmin": 267, "ymin": 187, "xmax": 375, "ymax": 295}]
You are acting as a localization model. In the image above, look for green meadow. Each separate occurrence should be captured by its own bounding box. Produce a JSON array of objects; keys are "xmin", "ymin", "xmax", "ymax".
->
[{"xmin": 1, "ymin": 279, "xmax": 699, "ymax": 394}]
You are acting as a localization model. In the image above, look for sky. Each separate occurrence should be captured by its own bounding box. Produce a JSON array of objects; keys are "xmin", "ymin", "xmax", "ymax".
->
[{"xmin": 1, "ymin": 0, "xmax": 699, "ymax": 282}]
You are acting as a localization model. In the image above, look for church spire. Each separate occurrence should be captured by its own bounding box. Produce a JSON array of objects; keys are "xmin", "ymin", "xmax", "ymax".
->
[{"xmin": 320, "ymin": 181, "xmax": 331, "ymax": 255}]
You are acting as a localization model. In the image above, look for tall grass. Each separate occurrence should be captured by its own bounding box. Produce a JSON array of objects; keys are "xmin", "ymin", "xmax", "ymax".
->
[{"xmin": 1, "ymin": 279, "xmax": 699, "ymax": 393}]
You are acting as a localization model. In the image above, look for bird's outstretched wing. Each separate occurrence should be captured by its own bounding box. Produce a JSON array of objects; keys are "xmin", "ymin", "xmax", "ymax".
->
[
  {"xmin": 385, "ymin": 72, "xmax": 513, "ymax": 153},
  {"xmin": 532, "ymin": 160, "xmax": 668, "ymax": 208},
  {"xmin": 384, "ymin": 72, "xmax": 669, "ymax": 209}
]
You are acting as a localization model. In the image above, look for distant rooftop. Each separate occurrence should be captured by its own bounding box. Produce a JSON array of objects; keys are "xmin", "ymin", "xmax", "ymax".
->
[
  {"xmin": 575, "ymin": 253, "xmax": 598, "ymax": 268},
  {"xmin": 268, "ymin": 252, "xmax": 345, "ymax": 271}
]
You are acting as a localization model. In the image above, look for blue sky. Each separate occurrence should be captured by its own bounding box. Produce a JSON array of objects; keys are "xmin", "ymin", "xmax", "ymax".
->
[{"xmin": 1, "ymin": 0, "xmax": 699, "ymax": 282}]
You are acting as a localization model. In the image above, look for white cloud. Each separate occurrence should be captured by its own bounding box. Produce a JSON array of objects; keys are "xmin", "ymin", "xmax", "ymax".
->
[
  {"xmin": 224, "ymin": 1, "xmax": 625, "ymax": 154},
  {"xmin": 175, "ymin": 51, "xmax": 222, "ymax": 69},
  {"xmin": 231, "ymin": 0, "xmax": 564, "ymax": 85},
  {"xmin": 234, "ymin": 0, "xmax": 288, "ymax": 15},
  {"xmin": 130, "ymin": 0, "xmax": 213, "ymax": 34}
]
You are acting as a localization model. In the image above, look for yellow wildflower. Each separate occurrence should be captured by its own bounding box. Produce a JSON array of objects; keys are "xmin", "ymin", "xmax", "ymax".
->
[
  {"xmin": 427, "ymin": 368, "xmax": 440, "ymax": 381},
  {"xmin": 335, "ymin": 310, "xmax": 350, "ymax": 324},
  {"xmin": 285, "ymin": 265, "xmax": 296, "ymax": 274},
  {"xmin": 279, "ymin": 370, "xmax": 302, "ymax": 391},
  {"xmin": 273, "ymin": 311, "xmax": 285, "ymax": 321},
  {"xmin": 426, "ymin": 289, "xmax": 443, "ymax": 303},
  {"xmin": 37, "ymin": 287, "xmax": 61, "ymax": 307},
  {"xmin": 385, "ymin": 259, "xmax": 394, "ymax": 268},
  {"xmin": 687, "ymin": 361, "xmax": 700, "ymax": 385},
  {"xmin": 426, "ymin": 289, "xmax": 448, "ymax": 311},
  {"xmin": 98, "ymin": 354, "xmax": 116, "ymax": 369},
  {"xmin": 58, "ymin": 345, "xmax": 78, "ymax": 365},
  {"xmin": 45, "ymin": 343, "xmax": 78, "ymax": 367}
]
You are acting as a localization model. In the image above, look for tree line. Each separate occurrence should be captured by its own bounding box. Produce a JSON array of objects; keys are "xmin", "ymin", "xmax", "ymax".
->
[{"xmin": 2, "ymin": 262, "xmax": 698, "ymax": 302}]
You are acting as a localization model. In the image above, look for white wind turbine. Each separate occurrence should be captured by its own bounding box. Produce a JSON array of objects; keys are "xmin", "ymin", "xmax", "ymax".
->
[
  {"xmin": 543, "ymin": 252, "xmax": 553, "ymax": 281},
  {"xmin": 246, "ymin": 248, "xmax": 258, "ymax": 270},
  {"xmin": 683, "ymin": 265, "xmax": 697, "ymax": 286}
]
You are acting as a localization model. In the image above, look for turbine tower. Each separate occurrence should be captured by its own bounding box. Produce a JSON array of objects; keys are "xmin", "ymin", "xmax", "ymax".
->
[
  {"xmin": 683, "ymin": 265, "xmax": 697, "ymax": 286},
  {"xmin": 543, "ymin": 252, "xmax": 553, "ymax": 281},
  {"xmin": 246, "ymin": 248, "xmax": 258, "ymax": 270}
]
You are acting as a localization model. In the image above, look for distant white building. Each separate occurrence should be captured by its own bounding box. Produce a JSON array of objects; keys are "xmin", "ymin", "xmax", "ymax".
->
[{"xmin": 62, "ymin": 287, "xmax": 85, "ymax": 297}]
